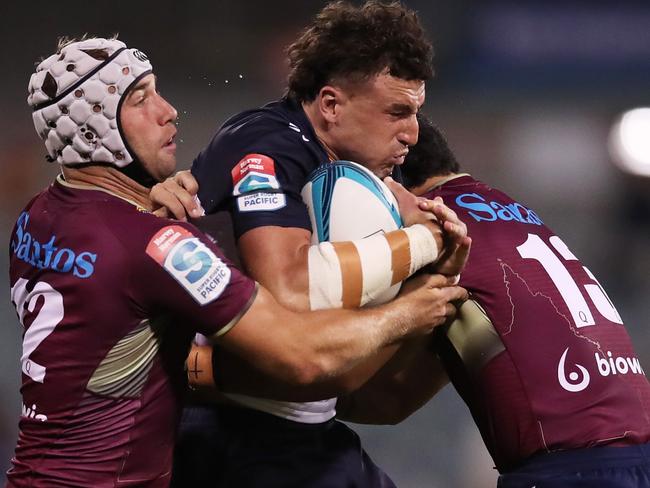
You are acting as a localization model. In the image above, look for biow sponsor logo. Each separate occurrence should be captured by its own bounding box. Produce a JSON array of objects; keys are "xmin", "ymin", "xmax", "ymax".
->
[
  {"xmin": 595, "ymin": 351, "xmax": 645, "ymax": 377},
  {"xmin": 558, "ymin": 347, "xmax": 645, "ymax": 393}
]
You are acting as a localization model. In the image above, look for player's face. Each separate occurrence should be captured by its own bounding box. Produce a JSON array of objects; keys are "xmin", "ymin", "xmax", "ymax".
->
[
  {"xmin": 332, "ymin": 71, "xmax": 424, "ymax": 179},
  {"xmin": 120, "ymin": 74, "xmax": 178, "ymax": 182}
]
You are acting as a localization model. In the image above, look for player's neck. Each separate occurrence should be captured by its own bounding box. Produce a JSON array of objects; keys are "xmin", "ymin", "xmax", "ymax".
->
[
  {"xmin": 302, "ymin": 101, "xmax": 340, "ymax": 161},
  {"xmin": 410, "ymin": 173, "xmax": 460, "ymax": 197},
  {"xmin": 60, "ymin": 165, "xmax": 153, "ymax": 210}
]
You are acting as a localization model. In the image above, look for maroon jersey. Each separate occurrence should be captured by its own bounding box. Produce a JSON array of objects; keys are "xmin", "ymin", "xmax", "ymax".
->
[
  {"xmin": 427, "ymin": 174, "xmax": 650, "ymax": 472},
  {"xmin": 7, "ymin": 177, "xmax": 256, "ymax": 487}
]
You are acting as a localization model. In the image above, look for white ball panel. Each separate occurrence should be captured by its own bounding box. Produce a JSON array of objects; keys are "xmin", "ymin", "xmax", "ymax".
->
[{"xmin": 302, "ymin": 161, "xmax": 403, "ymax": 306}]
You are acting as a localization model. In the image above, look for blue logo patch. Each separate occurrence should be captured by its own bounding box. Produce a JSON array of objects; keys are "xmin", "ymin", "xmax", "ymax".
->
[
  {"xmin": 233, "ymin": 172, "xmax": 280, "ymax": 196},
  {"xmin": 11, "ymin": 212, "xmax": 97, "ymax": 278},
  {"xmin": 455, "ymin": 193, "xmax": 543, "ymax": 225},
  {"xmin": 146, "ymin": 225, "xmax": 231, "ymax": 305}
]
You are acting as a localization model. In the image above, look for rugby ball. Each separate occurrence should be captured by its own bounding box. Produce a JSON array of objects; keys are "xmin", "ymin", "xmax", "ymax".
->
[{"xmin": 301, "ymin": 160, "xmax": 403, "ymax": 305}]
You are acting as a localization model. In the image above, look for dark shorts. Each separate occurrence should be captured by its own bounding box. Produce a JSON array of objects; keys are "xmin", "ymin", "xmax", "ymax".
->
[
  {"xmin": 171, "ymin": 404, "xmax": 396, "ymax": 488},
  {"xmin": 498, "ymin": 443, "xmax": 650, "ymax": 488}
]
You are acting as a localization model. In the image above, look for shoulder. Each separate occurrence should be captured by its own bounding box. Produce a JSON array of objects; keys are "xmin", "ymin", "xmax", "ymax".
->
[
  {"xmin": 92, "ymin": 200, "xmax": 190, "ymax": 254},
  {"xmin": 196, "ymin": 101, "xmax": 310, "ymax": 167}
]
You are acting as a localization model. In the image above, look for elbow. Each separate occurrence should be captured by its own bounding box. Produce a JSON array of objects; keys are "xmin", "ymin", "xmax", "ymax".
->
[
  {"xmin": 265, "ymin": 274, "xmax": 311, "ymax": 312},
  {"xmin": 272, "ymin": 351, "xmax": 336, "ymax": 387}
]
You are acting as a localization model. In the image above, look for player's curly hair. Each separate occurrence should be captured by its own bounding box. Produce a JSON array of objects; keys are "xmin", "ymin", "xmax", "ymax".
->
[
  {"xmin": 286, "ymin": 0, "xmax": 433, "ymax": 102},
  {"xmin": 401, "ymin": 113, "xmax": 460, "ymax": 190}
]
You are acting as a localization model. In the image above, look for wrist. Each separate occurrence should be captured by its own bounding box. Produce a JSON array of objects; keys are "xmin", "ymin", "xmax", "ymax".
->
[
  {"xmin": 402, "ymin": 223, "xmax": 440, "ymax": 274},
  {"xmin": 186, "ymin": 344, "xmax": 217, "ymax": 390}
]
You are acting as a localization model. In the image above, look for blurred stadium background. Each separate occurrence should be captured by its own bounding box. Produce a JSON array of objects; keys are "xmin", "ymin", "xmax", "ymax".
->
[{"xmin": 1, "ymin": 1, "xmax": 649, "ymax": 486}]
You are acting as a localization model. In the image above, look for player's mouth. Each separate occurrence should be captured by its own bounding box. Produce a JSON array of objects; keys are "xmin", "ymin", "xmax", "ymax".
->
[
  {"xmin": 162, "ymin": 132, "xmax": 177, "ymax": 152},
  {"xmin": 390, "ymin": 151, "xmax": 408, "ymax": 166}
]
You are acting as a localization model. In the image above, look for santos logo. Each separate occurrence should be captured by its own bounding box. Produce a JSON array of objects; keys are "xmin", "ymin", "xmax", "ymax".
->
[{"xmin": 558, "ymin": 347, "xmax": 645, "ymax": 393}]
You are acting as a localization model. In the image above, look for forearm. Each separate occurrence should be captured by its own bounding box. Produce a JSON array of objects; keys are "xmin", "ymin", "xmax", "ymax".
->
[
  {"xmin": 307, "ymin": 223, "xmax": 439, "ymax": 310},
  {"xmin": 205, "ymin": 344, "xmax": 399, "ymax": 402},
  {"xmin": 238, "ymin": 223, "xmax": 441, "ymax": 312},
  {"xmin": 216, "ymin": 286, "xmax": 430, "ymax": 386},
  {"xmin": 336, "ymin": 337, "xmax": 450, "ymax": 425}
]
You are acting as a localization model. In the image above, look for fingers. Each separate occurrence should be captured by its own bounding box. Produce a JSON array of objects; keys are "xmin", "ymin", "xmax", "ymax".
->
[
  {"xmin": 419, "ymin": 196, "xmax": 467, "ymax": 240},
  {"xmin": 436, "ymin": 235, "xmax": 472, "ymax": 277},
  {"xmin": 162, "ymin": 178, "xmax": 202, "ymax": 218},
  {"xmin": 434, "ymin": 201, "xmax": 467, "ymax": 242},
  {"xmin": 421, "ymin": 273, "xmax": 460, "ymax": 289},
  {"xmin": 150, "ymin": 184, "xmax": 189, "ymax": 221},
  {"xmin": 401, "ymin": 273, "xmax": 466, "ymax": 299},
  {"xmin": 419, "ymin": 283, "xmax": 468, "ymax": 330},
  {"xmin": 452, "ymin": 236, "xmax": 472, "ymax": 270},
  {"xmin": 416, "ymin": 195, "xmax": 441, "ymax": 212},
  {"xmin": 444, "ymin": 302, "xmax": 458, "ymax": 319},
  {"xmin": 430, "ymin": 285, "xmax": 468, "ymax": 326},
  {"xmin": 174, "ymin": 170, "xmax": 199, "ymax": 196},
  {"xmin": 400, "ymin": 272, "xmax": 454, "ymax": 295},
  {"xmin": 437, "ymin": 284, "xmax": 469, "ymax": 304},
  {"xmin": 150, "ymin": 173, "xmax": 203, "ymax": 220},
  {"xmin": 152, "ymin": 207, "xmax": 170, "ymax": 218},
  {"xmin": 174, "ymin": 171, "xmax": 206, "ymax": 216}
]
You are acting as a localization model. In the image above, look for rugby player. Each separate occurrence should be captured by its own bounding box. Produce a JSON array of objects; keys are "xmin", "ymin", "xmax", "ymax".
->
[
  {"xmin": 7, "ymin": 37, "xmax": 467, "ymax": 487},
  {"xmin": 156, "ymin": 2, "xmax": 471, "ymax": 487},
  {"xmin": 337, "ymin": 114, "xmax": 650, "ymax": 488}
]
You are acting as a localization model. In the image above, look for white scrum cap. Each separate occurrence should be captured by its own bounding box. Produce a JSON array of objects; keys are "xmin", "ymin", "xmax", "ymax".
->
[{"xmin": 28, "ymin": 37, "xmax": 152, "ymax": 167}]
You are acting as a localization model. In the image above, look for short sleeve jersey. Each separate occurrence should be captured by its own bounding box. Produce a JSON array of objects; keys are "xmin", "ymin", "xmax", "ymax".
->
[
  {"xmin": 7, "ymin": 178, "xmax": 256, "ymax": 487},
  {"xmin": 192, "ymin": 97, "xmax": 330, "ymax": 237},
  {"xmin": 427, "ymin": 175, "xmax": 650, "ymax": 472}
]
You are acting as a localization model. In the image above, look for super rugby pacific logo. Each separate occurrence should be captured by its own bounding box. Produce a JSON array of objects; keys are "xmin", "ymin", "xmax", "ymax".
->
[{"xmin": 146, "ymin": 225, "xmax": 230, "ymax": 305}]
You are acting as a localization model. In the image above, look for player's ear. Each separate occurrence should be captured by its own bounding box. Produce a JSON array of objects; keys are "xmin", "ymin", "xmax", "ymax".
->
[{"xmin": 317, "ymin": 85, "xmax": 344, "ymax": 124}]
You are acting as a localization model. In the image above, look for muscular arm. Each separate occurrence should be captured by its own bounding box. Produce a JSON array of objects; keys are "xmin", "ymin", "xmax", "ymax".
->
[
  {"xmin": 224, "ymin": 225, "xmax": 422, "ymax": 397},
  {"xmin": 150, "ymin": 171, "xmax": 468, "ymax": 396},
  {"xmin": 211, "ymin": 219, "xmax": 464, "ymax": 397},
  {"xmin": 336, "ymin": 336, "xmax": 450, "ymax": 425},
  {"xmin": 216, "ymin": 276, "xmax": 464, "ymax": 387},
  {"xmin": 203, "ymin": 343, "xmax": 399, "ymax": 402},
  {"xmin": 237, "ymin": 226, "xmax": 312, "ymax": 310}
]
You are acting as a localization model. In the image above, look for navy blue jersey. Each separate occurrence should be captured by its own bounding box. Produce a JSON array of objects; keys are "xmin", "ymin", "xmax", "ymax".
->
[{"xmin": 192, "ymin": 98, "xmax": 329, "ymax": 237}]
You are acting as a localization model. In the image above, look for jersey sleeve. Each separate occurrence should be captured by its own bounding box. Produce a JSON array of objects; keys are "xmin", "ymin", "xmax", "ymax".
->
[
  {"xmin": 192, "ymin": 117, "xmax": 314, "ymax": 238},
  {"xmin": 132, "ymin": 217, "xmax": 257, "ymax": 338}
]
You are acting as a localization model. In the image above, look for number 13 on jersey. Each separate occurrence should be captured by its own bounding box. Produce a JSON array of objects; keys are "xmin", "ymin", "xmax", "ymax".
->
[{"xmin": 517, "ymin": 233, "xmax": 622, "ymax": 328}]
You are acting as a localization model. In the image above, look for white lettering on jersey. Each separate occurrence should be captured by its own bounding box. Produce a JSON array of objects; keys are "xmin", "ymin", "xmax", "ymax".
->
[
  {"xmin": 237, "ymin": 193, "xmax": 286, "ymax": 212},
  {"xmin": 11, "ymin": 279, "xmax": 65, "ymax": 383},
  {"xmin": 22, "ymin": 402, "xmax": 48, "ymax": 422},
  {"xmin": 557, "ymin": 347, "xmax": 590, "ymax": 392},
  {"xmin": 558, "ymin": 347, "xmax": 645, "ymax": 393}
]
